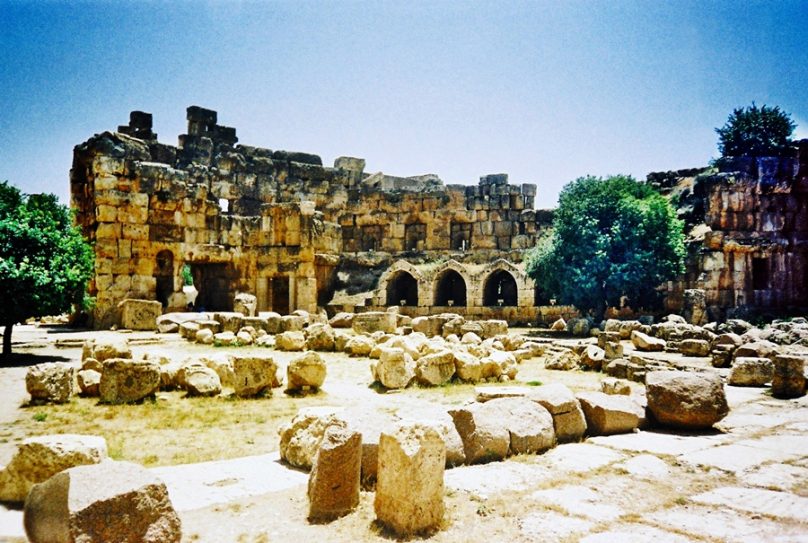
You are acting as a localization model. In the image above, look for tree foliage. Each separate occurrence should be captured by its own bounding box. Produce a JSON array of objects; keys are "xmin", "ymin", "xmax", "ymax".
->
[
  {"xmin": 716, "ymin": 103, "xmax": 796, "ymax": 158},
  {"xmin": 0, "ymin": 181, "xmax": 94, "ymax": 357},
  {"xmin": 526, "ymin": 175, "xmax": 685, "ymax": 319}
]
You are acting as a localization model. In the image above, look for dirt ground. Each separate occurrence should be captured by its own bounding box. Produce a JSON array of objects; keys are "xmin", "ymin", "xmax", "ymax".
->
[{"xmin": 1, "ymin": 324, "xmax": 807, "ymax": 542}]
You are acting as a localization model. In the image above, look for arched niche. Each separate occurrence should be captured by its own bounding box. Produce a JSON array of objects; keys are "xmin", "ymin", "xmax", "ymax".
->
[
  {"xmin": 483, "ymin": 269, "xmax": 518, "ymax": 306},
  {"xmin": 434, "ymin": 269, "xmax": 467, "ymax": 307},
  {"xmin": 386, "ymin": 270, "xmax": 418, "ymax": 306},
  {"xmin": 154, "ymin": 250, "xmax": 174, "ymax": 307}
]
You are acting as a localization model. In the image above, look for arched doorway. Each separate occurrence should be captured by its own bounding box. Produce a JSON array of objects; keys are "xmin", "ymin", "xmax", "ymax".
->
[
  {"xmin": 386, "ymin": 271, "xmax": 418, "ymax": 306},
  {"xmin": 154, "ymin": 250, "xmax": 174, "ymax": 307},
  {"xmin": 483, "ymin": 270, "xmax": 518, "ymax": 306},
  {"xmin": 434, "ymin": 270, "xmax": 467, "ymax": 307}
]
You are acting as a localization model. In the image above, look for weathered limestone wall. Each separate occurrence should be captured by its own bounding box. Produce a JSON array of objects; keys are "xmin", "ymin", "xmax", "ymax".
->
[
  {"xmin": 71, "ymin": 107, "xmax": 548, "ymax": 328},
  {"xmin": 663, "ymin": 140, "xmax": 808, "ymax": 319},
  {"xmin": 71, "ymin": 113, "xmax": 341, "ymax": 328}
]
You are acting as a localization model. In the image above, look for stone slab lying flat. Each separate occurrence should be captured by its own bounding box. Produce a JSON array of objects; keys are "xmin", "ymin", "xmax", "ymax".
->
[
  {"xmin": 743, "ymin": 463, "xmax": 808, "ymax": 493},
  {"xmin": 615, "ymin": 454, "xmax": 671, "ymax": 479},
  {"xmin": 691, "ymin": 486, "xmax": 808, "ymax": 523},
  {"xmin": 530, "ymin": 485, "xmax": 624, "ymax": 522},
  {"xmin": 518, "ymin": 510, "xmax": 594, "ymax": 542},
  {"xmin": 589, "ymin": 430, "xmax": 729, "ymax": 456},
  {"xmin": 538, "ymin": 443, "xmax": 624, "ymax": 473},
  {"xmin": 444, "ymin": 461, "xmax": 552, "ymax": 498},
  {"xmin": 151, "ymin": 452, "xmax": 306, "ymax": 511},
  {"xmin": 578, "ymin": 524, "xmax": 696, "ymax": 543},
  {"xmin": 649, "ymin": 505, "xmax": 808, "ymax": 542},
  {"xmin": 678, "ymin": 441, "xmax": 803, "ymax": 474}
]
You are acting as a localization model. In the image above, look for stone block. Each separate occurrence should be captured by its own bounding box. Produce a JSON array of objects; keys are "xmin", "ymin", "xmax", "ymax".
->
[
  {"xmin": 118, "ymin": 298, "xmax": 162, "ymax": 330},
  {"xmin": 646, "ymin": 371, "xmax": 729, "ymax": 429},
  {"xmin": 287, "ymin": 351, "xmax": 327, "ymax": 392},
  {"xmin": 100, "ymin": 359, "xmax": 161, "ymax": 403},
  {"xmin": 26, "ymin": 363, "xmax": 74, "ymax": 404},
  {"xmin": 375, "ymin": 423, "xmax": 445, "ymax": 536},
  {"xmin": 772, "ymin": 355, "xmax": 806, "ymax": 399},
  {"xmin": 308, "ymin": 426, "xmax": 362, "ymax": 521},
  {"xmin": 231, "ymin": 355, "xmax": 280, "ymax": 397},
  {"xmin": 24, "ymin": 461, "xmax": 181, "ymax": 543},
  {"xmin": 576, "ymin": 391, "xmax": 641, "ymax": 436},
  {"xmin": 0, "ymin": 435, "xmax": 108, "ymax": 503},
  {"xmin": 728, "ymin": 357, "xmax": 774, "ymax": 387}
]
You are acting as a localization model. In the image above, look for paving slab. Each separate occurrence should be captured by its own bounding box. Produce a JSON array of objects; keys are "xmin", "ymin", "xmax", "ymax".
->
[
  {"xmin": 649, "ymin": 505, "xmax": 808, "ymax": 542},
  {"xmin": 615, "ymin": 454, "xmax": 671, "ymax": 479},
  {"xmin": 518, "ymin": 510, "xmax": 594, "ymax": 542},
  {"xmin": 679, "ymin": 442, "xmax": 802, "ymax": 474},
  {"xmin": 538, "ymin": 443, "xmax": 625, "ymax": 472},
  {"xmin": 151, "ymin": 451, "xmax": 307, "ymax": 511},
  {"xmin": 445, "ymin": 461, "xmax": 552, "ymax": 498},
  {"xmin": 691, "ymin": 486, "xmax": 808, "ymax": 523},
  {"xmin": 530, "ymin": 486, "xmax": 624, "ymax": 522},
  {"xmin": 747, "ymin": 463, "xmax": 808, "ymax": 496},
  {"xmin": 579, "ymin": 524, "xmax": 695, "ymax": 543},
  {"xmin": 589, "ymin": 430, "xmax": 728, "ymax": 456}
]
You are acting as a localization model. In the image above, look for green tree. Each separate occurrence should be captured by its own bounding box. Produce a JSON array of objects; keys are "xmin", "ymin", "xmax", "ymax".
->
[
  {"xmin": 716, "ymin": 103, "xmax": 796, "ymax": 158},
  {"xmin": 0, "ymin": 181, "xmax": 94, "ymax": 359},
  {"xmin": 527, "ymin": 175, "xmax": 685, "ymax": 320}
]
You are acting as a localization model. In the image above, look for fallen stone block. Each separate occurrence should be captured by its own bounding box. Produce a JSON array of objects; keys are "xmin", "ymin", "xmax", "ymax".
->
[
  {"xmin": 287, "ymin": 351, "xmax": 327, "ymax": 392},
  {"xmin": 631, "ymin": 330, "xmax": 666, "ymax": 352},
  {"xmin": 276, "ymin": 331, "xmax": 306, "ymax": 351},
  {"xmin": 231, "ymin": 355, "xmax": 280, "ymax": 397},
  {"xmin": 576, "ymin": 391, "xmax": 641, "ymax": 435},
  {"xmin": 0, "ymin": 434, "xmax": 107, "ymax": 503},
  {"xmin": 308, "ymin": 426, "xmax": 361, "ymax": 522},
  {"xmin": 375, "ymin": 423, "xmax": 445, "ymax": 536},
  {"xmin": 772, "ymin": 355, "xmax": 806, "ymax": 399},
  {"xmin": 526, "ymin": 383, "xmax": 587, "ymax": 443},
  {"xmin": 118, "ymin": 298, "xmax": 162, "ymax": 330},
  {"xmin": 100, "ymin": 359, "xmax": 160, "ymax": 403},
  {"xmin": 728, "ymin": 357, "xmax": 773, "ymax": 387},
  {"xmin": 24, "ymin": 461, "xmax": 181, "ymax": 543},
  {"xmin": 645, "ymin": 370, "xmax": 728, "ymax": 430},
  {"xmin": 26, "ymin": 362, "xmax": 74, "ymax": 404},
  {"xmin": 374, "ymin": 348, "xmax": 416, "ymax": 389},
  {"xmin": 279, "ymin": 407, "xmax": 348, "ymax": 470}
]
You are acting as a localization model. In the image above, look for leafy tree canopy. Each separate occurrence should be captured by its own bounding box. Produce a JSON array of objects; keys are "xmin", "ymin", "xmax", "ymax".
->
[
  {"xmin": 716, "ymin": 103, "xmax": 796, "ymax": 158},
  {"xmin": 526, "ymin": 175, "xmax": 685, "ymax": 320},
  {"xmin": 0, "ymin": 181, "xmax": 94, "ymax": 357}
]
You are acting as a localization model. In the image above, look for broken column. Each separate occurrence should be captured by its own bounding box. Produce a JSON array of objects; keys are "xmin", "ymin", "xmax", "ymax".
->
[
  {"xmin": 307, "ymin": 426, "xmax": 362, "ymax": 522},
  {"xmin": 374, "ymin": 422, "xmax": 445, "ymax": 536}
]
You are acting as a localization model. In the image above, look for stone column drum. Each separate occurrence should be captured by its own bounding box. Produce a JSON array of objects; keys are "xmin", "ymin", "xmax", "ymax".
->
[{"xmin": 374, "ymin": 422, "xmax": 446, "ymax": 536}]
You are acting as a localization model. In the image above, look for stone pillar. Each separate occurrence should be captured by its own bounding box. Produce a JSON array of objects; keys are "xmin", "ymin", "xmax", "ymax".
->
[
  {"xmin": 772, "ymin": 355, "xmax": 806, "ymax": 399},
  {"xmin": 374, "ymin": 422, "xmax": 445, "ymax": 536},
  {"xmin": 307, "ymin": 426, "xmax": 362, "ymax": 522}
]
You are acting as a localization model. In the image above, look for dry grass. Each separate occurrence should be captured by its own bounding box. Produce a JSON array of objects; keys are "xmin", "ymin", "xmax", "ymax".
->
[{"xmin": 12, "ymin": 391, "xmax": 327, "ymax": 466}]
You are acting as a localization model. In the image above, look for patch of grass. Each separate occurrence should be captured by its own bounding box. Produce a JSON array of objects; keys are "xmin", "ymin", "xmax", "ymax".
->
[
  {"xmin": 12, "ymin": 391, "xmax": 315, "ymax": 467},
  {"xmin": 526, "ymin": 380, "xmax": 543, "ymax": 386}
]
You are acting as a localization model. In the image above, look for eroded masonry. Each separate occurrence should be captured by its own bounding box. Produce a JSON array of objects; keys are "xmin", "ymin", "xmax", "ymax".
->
[{"xmin": 71, "ymin": 107, "xmax": 808, "ymax": 328}]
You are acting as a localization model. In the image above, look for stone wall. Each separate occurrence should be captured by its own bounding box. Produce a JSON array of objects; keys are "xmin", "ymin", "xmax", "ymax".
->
[
  {"xmin": 71, "ymin": 107, "xmax": 550, "ymax": 327},
  {"xmin": 662, "ymin": 140, "xmax": 808, "ymax": 319}
]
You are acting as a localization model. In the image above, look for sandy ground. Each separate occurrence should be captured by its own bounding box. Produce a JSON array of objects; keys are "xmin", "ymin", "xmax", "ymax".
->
[{"xmin": 1, "ymin": 324, "xmax": 807, "ymax": 542}]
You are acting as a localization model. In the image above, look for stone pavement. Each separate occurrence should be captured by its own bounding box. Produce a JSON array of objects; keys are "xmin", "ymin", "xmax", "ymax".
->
[{"xmin": 1, "ymin": 385, "xmax": 806, "ymax": 542}]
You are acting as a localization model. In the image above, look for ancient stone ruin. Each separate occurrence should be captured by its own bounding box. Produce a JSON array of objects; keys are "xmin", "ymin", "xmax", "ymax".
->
[
  {"xmin": 70, "ymin": 106, "xmax": 572, "ymax": 329},
  {"xmin": 71, "ymin": 107, "xmax": 808, "ymax": 329}
]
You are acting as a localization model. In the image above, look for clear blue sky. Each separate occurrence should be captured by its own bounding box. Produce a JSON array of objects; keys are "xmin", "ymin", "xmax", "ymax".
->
[{"xmin": 1, "ymin": 0, "xmax": 806, "ymax": 208}]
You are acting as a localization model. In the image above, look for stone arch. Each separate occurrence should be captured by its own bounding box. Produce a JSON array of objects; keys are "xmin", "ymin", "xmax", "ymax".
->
[
  {"xmin": 386, "ymin": 270, "xmax": 419, "ymax": 306},
  {"xmin": 483, "ymin": 269, "xmax": 518, "ymax": 306},
  {"xmin": 377, "ymin": 260, "xmax": 424, "ymax": 307},
  {"xmin": 434, "ymin": 269, "xmax": 467, "ymax": 307},
  {"xmin": 154, "ymin": 250, "xmax": 174, "ymax": 307}
]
